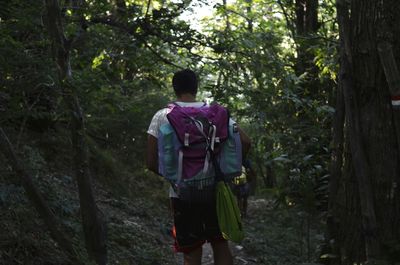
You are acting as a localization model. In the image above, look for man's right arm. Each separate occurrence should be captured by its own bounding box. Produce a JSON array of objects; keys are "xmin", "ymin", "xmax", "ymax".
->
[
  {"xmin": 237, "ymin": 126, "xmax": 251, "ymax": 159},
  {"xmin": 146, "ymin": 134, "xmax": 159, "ymax": 174}
]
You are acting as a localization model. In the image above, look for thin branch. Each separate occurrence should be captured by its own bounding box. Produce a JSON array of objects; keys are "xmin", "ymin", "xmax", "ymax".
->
[
  {"xmin": 225, "ymin": 8, "xmax": 251, "ymax": 21},
  {"xmin": 145, "ymin": 0, "xmax": 151, "ymax": 18},
  {"xmin": 277, "ymin": 0, "xmax": 297, "ymax": 44},
  {"xmin": 143, "ymin": 42, "xmax": 184, "ymax": 69},
  {"xmin": 16, "ymin": 83, "xmax": 53, "ymax": 149}
]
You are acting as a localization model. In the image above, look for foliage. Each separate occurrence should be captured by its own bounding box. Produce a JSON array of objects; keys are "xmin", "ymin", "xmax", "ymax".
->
[
  {"xmin": 196, "ymin": 0, "xmax": 337, "ymax": 217},
  {"xmin": 243, "ymin": 198, "xmax": 325, "ymax": 264},
  {"xmin": 0, "ymin": 170, "xmax": 174, "ymax": 265}
]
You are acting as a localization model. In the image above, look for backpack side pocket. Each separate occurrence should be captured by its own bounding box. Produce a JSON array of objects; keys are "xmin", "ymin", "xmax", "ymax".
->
[
  {"xmin": 158, "ymin": 124, "xmax": 180, "ymax": 182},
  {"xmin": 219, "ymin": 123, "xmax": 242, "ymax": 180}
]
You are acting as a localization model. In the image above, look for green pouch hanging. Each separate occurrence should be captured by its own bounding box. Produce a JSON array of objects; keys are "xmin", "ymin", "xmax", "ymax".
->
[{"xmin": 216, "ymin": 181, "xmax": 244, "ymax": 243}]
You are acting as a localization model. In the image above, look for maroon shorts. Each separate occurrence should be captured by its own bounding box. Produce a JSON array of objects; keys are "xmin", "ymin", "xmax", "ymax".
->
[{"xmin": 171, "ymin": 198, "xmax": 225, "ymax": 253}]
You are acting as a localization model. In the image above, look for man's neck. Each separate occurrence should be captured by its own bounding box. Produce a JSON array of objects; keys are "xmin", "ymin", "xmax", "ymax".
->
[{"xmin": 176, "ymin": 94, "xmax": 197, "ymax": 102}]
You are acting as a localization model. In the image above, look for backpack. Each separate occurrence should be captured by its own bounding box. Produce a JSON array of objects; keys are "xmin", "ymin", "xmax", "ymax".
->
[{"xmin": 157, "ymin": 103, "xmax": 242, "ymax": 202}]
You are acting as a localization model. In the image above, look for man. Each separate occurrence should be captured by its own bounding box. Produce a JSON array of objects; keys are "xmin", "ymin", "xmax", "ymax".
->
[{"xmin": 146, "ymin": 69, "xmax": 251, "ymax": 265}]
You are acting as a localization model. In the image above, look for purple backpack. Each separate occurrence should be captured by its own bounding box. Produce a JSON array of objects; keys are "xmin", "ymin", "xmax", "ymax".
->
[{"xmin": 157, "ymin": 103, "xmax": 242, "ymax": 202}]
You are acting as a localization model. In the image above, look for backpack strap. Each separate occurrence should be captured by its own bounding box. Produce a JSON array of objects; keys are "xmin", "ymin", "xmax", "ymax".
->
[
  {"xmin": 210, "ymin": 124, "xmax": 217, "ymax": 151},
  {"xmin": 177, "ymin": 149, "xmax": 184, "ymax": 182}
]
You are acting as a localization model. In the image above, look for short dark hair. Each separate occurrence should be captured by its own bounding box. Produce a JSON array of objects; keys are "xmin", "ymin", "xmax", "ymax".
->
[{"xmin": 172, "ymin": 69, "xmax": 198, "ymax": 96}]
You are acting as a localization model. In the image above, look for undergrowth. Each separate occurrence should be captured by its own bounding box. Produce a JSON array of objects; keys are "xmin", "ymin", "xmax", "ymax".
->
[
  {"xmin": 242, "ymin": 196, "xmax": 325, "ymax": 265},
  {"xmin": 1, "ymin": 130, "xmax": 327, "ymax": 265}
]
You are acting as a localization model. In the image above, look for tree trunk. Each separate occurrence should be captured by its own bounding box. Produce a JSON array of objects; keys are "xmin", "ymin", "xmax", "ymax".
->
[
  {"xmin": 44, "ymin": 1, "xmax": 107, "ymax": 264},
  {"xmin": 332, "ymin": 0, "xmax": 400, "ymax": 262},
  {"xmin": 323, "ymin": 62, "xmax": 345, "ymax": 265},
  {"xmin": 294, "ymin": 0, "xmax": 319, "ymax": 76}
]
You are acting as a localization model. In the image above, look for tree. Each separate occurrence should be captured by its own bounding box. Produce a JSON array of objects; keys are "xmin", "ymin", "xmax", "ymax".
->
[
  {"xmin": 44, "ymin": 0, "xmax": 107, "ymax": 264},
  {"xmin": 327, "ymin": 0, "xmax": 400, "ymax": 263}
]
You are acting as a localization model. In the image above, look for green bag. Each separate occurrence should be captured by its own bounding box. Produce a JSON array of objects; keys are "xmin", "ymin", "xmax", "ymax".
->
[{"xmin": 216, "ymin": 181, "xmax": 244, "ymax": 243}]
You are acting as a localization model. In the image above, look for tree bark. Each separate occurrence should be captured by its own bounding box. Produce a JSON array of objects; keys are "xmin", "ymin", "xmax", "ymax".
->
[
  {"xmin": 332, "ymin": 0, "xmax": 400, "ymax": 262},
  {"xmin": 44, "ymin": 0, "xmax": 107, "ymax": 264},
  {"xmin": 377, "ymin": 42, "xmax": 400, "ymax": 154},
  {"xmin": 337, "ymin": 0, "xmax": 380, "ymax": 259}
]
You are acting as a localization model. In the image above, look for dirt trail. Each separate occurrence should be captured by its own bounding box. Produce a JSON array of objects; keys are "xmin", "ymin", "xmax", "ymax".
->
[
  {"xmin": 173, "ymin": 242, "xmax": 257, "ymax": 265},
  {"xmin": 203, "ymin": 241, "xmax": 257, "ymax": 265}
]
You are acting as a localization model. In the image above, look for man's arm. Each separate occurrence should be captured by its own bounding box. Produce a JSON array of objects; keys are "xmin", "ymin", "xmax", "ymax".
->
[
  {"xmin": 146, "ymin": 134, "xmax": 159, "ymax": 174},
  {"xmin": 237, "ymin": 126, "xmax": 251, "ymax": 158},
  {"xmin": 245, "ymin": 165, "xmax": 256, "ymax": 182}
]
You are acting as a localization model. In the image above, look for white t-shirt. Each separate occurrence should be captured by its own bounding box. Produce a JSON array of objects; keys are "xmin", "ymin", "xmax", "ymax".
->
[{"xmin": 147, "ymin": 101, "xmax": 235, "ymax": 197}]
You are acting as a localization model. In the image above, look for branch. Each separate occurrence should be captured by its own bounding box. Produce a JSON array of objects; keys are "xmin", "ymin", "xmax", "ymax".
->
[
  {"xmin": 277, "ymin": 0, "xmax": 296, "ymax": 42},
  {"xmin": 89, "ymin": 16, "xmax": 138, "ymax": 35},
  {"xmin": 143, "ymin": 42, "xmax": 184, "ymax": 69},
  {"xmin": 145, "ymin": 0, "xmax": 151, "ymax": 18},
  {"xmin": 16, "ymin": 84, "xmax": 50, "ymax": 149},
  {"xmin": 225, "ymin": 7, "xmax": 250, "ymax": 21}
]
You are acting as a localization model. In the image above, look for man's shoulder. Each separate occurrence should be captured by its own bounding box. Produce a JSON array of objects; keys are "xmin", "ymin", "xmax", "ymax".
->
[{"xmin": 152, "ymin": 107, "xmax": 169, "ymax": 118}]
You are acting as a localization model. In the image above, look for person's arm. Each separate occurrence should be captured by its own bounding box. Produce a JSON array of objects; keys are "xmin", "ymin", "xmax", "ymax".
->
[
  {"xmin": 246, "ymin": 166, "xmax": 256, "ymax": 182},
  {"xmin": 146, "ymin": 134, "xmax": 159, "ymax": 175},
  {"xmin": 237, "ymin": 126, "xmax": 251, "ymax": 159}
]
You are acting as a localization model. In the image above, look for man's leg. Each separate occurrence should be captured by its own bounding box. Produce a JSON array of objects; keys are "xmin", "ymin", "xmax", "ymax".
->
[
  {"xmin": 242, "ymin": 196, "xmax": 248, "ymax": 217},
  {"xmin": 211, "ymin": 240, "xmax": 233, "ymax": 265},
  {"xmin": 236, "ymin": 192, "xmax": 243, "ymax": 213},
  {"xmin": 240, "ymin": 184, "xmax": 250, "ymax": 217},
  {"xmin": 183, "ymin": 247, "xmax": 202, "ymax": 265}
]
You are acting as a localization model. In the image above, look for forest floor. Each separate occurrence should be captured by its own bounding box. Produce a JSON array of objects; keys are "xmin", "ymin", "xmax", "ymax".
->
[{"xmin": 0, "ymin": 172, "xmax": 325, "ymax": 265}]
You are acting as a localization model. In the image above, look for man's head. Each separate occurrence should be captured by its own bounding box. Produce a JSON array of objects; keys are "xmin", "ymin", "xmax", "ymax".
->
[{"xmin": 172, "ymin": 69, "xmax": 198, "ymax": 97}]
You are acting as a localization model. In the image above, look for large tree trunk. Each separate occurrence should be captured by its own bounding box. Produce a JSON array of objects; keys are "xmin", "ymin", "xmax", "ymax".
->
[
  {"xmin": 44, "ymin": 1, "xmax": 107, "ymax": 264},
  {"xmin": 331, "ymin": 0, "xmax": 400, "ymax": 263}
]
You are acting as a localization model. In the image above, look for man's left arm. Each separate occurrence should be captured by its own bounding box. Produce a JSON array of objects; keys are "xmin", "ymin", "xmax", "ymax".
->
[{"xmin": 246, "ymin": 166, "xmax": 256, "ymax": 183}]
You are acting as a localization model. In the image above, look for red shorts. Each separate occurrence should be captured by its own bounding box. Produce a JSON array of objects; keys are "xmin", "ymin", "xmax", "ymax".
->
[{"xmin": 171, "ymin": 198, "xmax": 226, "ymax": 253}]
